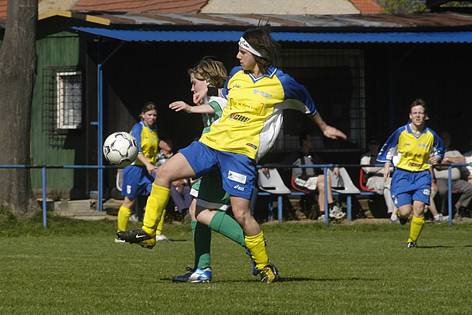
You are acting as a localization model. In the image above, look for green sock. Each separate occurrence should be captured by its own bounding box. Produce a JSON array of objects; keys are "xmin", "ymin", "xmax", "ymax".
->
[
  {"xmin": 208, "ymin": 211, "xmax": 245, "ymax": 247},
  {"xmin": 192, "ymin": 220, "xmax": 211, "ymax": 269}
]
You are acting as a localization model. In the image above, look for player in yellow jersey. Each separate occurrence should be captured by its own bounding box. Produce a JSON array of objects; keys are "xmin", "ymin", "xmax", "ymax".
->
[
  {"xmin": 115, "ymin": 102, "xmax": 166, "ymax": 243},
  {"xmin": 120, "ymin": 27, "xmax": 346, "ymax": 283},
  {"xmin": 377, "ymin": 99, "xmax": 445, "ymax": 248}
]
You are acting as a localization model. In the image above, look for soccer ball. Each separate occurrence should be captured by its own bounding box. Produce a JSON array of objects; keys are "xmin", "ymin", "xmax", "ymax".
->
[{"xmin": 103, "ymin": 132, "xmax": 138, "ymax": 167}]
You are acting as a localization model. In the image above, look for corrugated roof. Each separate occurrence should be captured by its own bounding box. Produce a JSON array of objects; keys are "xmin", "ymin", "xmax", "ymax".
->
[{"xmin": 73, "ymin": 27, "xmax": 472, "ymax": 43}]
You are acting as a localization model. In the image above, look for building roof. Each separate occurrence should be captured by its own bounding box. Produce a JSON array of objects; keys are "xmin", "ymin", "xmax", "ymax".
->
[
  {"xmin": 350, "ymin": 0, "xmax": 384, "ymax": 14},
  {"xmin": 0, "ymin": 0, "xmax": 385, "ymax": 20},
  {"xmin": 63, "ymin": 11, "xmax": 472, "ymax": 30}
]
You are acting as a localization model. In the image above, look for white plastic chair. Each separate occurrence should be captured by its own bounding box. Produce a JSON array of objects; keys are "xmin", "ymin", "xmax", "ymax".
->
[{"xmin": 258, "ymin": 168, "xmax": 291, "ymax": 194}]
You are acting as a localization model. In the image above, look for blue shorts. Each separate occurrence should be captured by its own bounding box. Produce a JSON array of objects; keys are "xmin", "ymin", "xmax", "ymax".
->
[
  {"xmin": 391, "ymin": 168, "xmax": 431, "ymax": 207},
  {"xmin": 180, "ymin": 141, "xmax": 256, "ymax": 200},
  {"xmin": 121, "ymin": 165, "xmax": 155, "ymax": 200}
]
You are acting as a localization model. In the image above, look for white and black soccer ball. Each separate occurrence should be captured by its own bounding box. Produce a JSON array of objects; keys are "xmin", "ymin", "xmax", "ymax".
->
[{"xmin": 103, "ymin": 132, "xmax": 138, "ymax": 167}]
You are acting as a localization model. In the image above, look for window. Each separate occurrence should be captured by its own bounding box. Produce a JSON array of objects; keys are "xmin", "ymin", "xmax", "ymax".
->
[{"xmin": 56, "ymin": 71, "xmax": 82, "ymax": 129}]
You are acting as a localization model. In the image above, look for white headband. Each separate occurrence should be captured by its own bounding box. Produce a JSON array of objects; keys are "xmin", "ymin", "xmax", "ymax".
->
[{"xmin": 238, "ymin": 37, "xmax": 263, "ymax": 57}]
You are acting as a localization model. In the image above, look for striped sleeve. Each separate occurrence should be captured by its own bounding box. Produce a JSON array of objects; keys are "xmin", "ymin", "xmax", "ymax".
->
[
  {"xmin": 130, "ymin": 123, "xmax": 143, "ymax": 153},
  {"xmin": 430, "ymin": 129, "xmax": 445, "ymax": 160},
  {"xmin": 377, "ymin": 126, "xmax": 403, "ymax": 163}
]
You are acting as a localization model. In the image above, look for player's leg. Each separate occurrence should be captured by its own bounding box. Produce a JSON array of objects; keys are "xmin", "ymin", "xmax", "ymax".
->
[
  {"xmin": 116, "ymin": 166, "xmax": 140, "ymax": 240},
  {"xmin": 196, "ymin": 169, "xmax": 245, "ymax": 247},
  {"xmin": 117, "ymin": 197, "xmax": 134, "ymax": 233},
  {"xmin": 173, "ymin": 198, "xmax": 213, "ymax": 283},
  {"xmin": 219, "ymin": 152, "xmax": 278, "ymax": 282},
  {"xmin": 407, "ymin": 200, "xmax": 425, "ymax": 247}
]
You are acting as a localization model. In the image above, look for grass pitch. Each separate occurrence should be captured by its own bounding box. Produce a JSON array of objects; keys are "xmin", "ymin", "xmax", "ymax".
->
[{"xmin": 0, "ymin": 212, "xmax": 471, "ymax": 314}]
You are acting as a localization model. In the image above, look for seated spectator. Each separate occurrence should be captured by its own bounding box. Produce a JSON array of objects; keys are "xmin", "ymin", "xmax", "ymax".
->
[
  {"xmin": 292, "ymin": 133, "xmax": 345, "ymax": 220},
  {"xmin": 360, "ymin": 138, "xmax": 398, "ymax": 222},
  {"xmin": 434, "ymin": 131, "xmax": 472, "ymax": 219}
]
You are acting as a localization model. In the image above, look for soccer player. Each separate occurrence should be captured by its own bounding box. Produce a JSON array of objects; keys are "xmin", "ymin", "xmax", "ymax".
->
[
  {"xmin": 115, "ymin": 102, "xmax": 166, "ymax": 243},
  {"xmin": 169, "ymin": 57, "xmax": 249, "ymax": 283},
  {"xmin": 119, "ymin": 26, "xmax": 346, "ymax": 283},
  {"xmin": 377, "ymin": 99, "xmax": 444, "ymax": 248}
]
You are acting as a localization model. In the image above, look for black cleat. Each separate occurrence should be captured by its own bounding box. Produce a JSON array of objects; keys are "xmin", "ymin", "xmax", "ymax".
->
[
  {"xmin": 256, "ymin": 263, "xmax": 280, "ymax": 283},
  {"xmin": 399, "ymin": 217, "xmax": 408, "ymax": 225},
  {"xmin": 118, "ymin": 228, "xmax": 153, "ymax": 243},
  {"xmin": 407, "ymin": 242, "xmax": 417, "ymax": 248}
]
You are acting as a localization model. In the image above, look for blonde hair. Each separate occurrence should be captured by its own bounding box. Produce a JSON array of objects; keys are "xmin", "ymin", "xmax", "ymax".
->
[{"xmin": 188, "ymin": 57, "xmax": 228, "ymax": 88}]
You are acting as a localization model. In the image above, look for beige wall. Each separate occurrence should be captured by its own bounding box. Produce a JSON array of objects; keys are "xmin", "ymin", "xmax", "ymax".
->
[{"xmin": 201, "ymin": 0, "xmax": 359, "ymax": 15}]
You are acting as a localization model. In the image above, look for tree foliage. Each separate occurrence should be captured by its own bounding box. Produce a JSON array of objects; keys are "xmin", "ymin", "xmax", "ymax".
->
[
  {"xmin": 378, "ymin": 0, "xmax": 427, "ymax": 13},
  {"xmin": 0, "ymin": 0, "xmax": 38, "ymax": 215}
]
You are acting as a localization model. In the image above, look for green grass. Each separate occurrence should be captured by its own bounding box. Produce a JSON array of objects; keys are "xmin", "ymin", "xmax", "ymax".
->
[{"xmin": 1, "ymin": 211, "xmax": 472, "ymax": 314}]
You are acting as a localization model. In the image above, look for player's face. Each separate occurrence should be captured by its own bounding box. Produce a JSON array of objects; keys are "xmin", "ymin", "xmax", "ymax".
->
[
  {"xmin": 237, "ymin": 48, "xmax": 257, "ymax": 71},
  {"xmin": 190, "ymin": 73, "xmax": 208, "ymax": 102},
  {"xmin": 142, "ymin": 109, "xmax": 157, "ymax": 127},
  {"xmin": 409, "ymin": 105, "xmax": 426, "ymax": 127}
]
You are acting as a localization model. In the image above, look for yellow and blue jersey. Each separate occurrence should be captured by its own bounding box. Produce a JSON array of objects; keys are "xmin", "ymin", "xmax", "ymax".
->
[
  {"xmin": 130, "ymin": 121, "xmax": 159, "ymax": 166},
  {"xmin": 377, "ymin": 124, "xmax": 444, "ymax": 172},
  {"xmin": 199, "ymin": 66, "xmax": 317, "ymax": 160}
]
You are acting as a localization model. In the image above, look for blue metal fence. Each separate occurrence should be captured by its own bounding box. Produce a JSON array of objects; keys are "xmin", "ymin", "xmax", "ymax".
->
[{"xmin": 0, "ymin": 163, "xmax": 467, "ymax": 229}]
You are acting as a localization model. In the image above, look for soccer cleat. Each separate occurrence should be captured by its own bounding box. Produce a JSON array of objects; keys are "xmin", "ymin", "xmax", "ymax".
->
[
  {"xmin": 173, "ymin": 267, "xmax": 212, "ymax": 283},
  {"xmin": 118, "ymin": 228, "xmax": 156, "ymax": 249},
  {"xmin": 390, "ymin": 214, "xmax": 399, "ymax": 223},
  {"xmin": 407, "ymin": 241, "xmax": 417, "ymax": 248},
  {"xmin": 118, "ymin": 228, "xmax": 153, "ymax": 243},
  {"xmin": 434, "ymin": 214, "xmax": 448, "ymax": 222},
  {"xmin": 114, "ymin": 232, "xmax": 126, "ymax": 243},
  {"xmin": 139, "ymin": 238, "xmax": 157, "ymax": 249},
  {"xmin": 155, "ymin": 234, "xmax": 169, "ymax": 242},
  {"xmin": 257, "ymin": 263, "xmax": 280, "ymax": 283},
  {"xmin": 329, "ymin": 205, "xmax": 345, "ymax": 220}
]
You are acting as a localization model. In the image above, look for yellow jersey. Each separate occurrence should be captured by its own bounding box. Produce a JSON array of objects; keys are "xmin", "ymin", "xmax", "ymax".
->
[
  {"xmin": 130, "ymin": 121, "xmax": 159, "ymax": 166},
  {"xmin": 199, "ymin": 66, "xmax": 317, "ymax": 160}
]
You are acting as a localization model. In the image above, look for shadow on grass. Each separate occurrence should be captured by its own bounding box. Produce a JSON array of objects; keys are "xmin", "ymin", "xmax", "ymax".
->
[
  {"xmin": 418, "ymin": 244, "xmax": 472, "ymax": 249},
  {"xmin": 161, "ymin": 276, "xmax": 380, "ymax": 283}
]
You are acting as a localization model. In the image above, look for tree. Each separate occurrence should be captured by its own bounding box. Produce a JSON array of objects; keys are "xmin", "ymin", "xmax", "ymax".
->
[
  {"xmin": 0, "ymin": 0, "xmax": 37, "ymax": 215},
  {"xmin": 378, "ymin": 0, "xmax": 427, "ymax": 14}
]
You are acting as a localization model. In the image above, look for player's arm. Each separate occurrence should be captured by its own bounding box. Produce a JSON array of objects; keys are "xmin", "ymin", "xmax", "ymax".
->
[
  {"xmin": 429, "ymin": 130, "xmax": 446, "ymax": 165},
  {"xmin": 137, "ymin": 153, "xmax": 157, "ymax": 174},
  {"xmin": 311, "ymin": 113, "xmax": 347, "ymax": 140},
  {"xmin": 169, "ymin": 101, "xmax": 215, "ymax": 114}
]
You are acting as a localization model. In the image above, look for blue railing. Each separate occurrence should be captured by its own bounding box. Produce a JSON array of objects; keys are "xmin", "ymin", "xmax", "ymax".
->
[{"xmin": 0, "ymin": 163, "xmax": 468, "ymax": 228}]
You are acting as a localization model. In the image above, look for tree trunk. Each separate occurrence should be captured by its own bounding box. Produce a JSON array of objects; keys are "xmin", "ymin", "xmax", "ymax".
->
[{"xmin": 0, "ymin": 0, "xmax": 37, "ymax": 215}]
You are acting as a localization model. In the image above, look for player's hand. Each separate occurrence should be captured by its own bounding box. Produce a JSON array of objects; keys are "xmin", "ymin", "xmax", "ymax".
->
[
  {"xmin": 322, "ymin": 126, "xmax": 347, "ymax": 140},
  {"xmin": 429, "ymin": 155, "xmax": 441, "ymax": 165},
  {"xmin": 193, "ymin": 87, "xmax": 208, "ymax": 105},
  {"xmin": 169, "ymin": 101, "xmax": 192, "ymax": 113},
  {"xmin": 146, "ymin": 164, "xmax": 158, "ymax": 175}
]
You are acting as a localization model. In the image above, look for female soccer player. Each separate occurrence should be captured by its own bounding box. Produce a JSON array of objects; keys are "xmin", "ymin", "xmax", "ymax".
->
[
  {"xmin": 169, "ymin": 57, "xmax": 250, "ymax": 283},
  {"xmin": 377, "ymin": 99, "xmax": 444, "ymax": 248},
  {"xmin": 115, "ymin": 102, "xmax": 166, "ymax": 242},
  {"xmin": 120, "ymin": 27, "xmax": 346, "ymax": 283}
]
